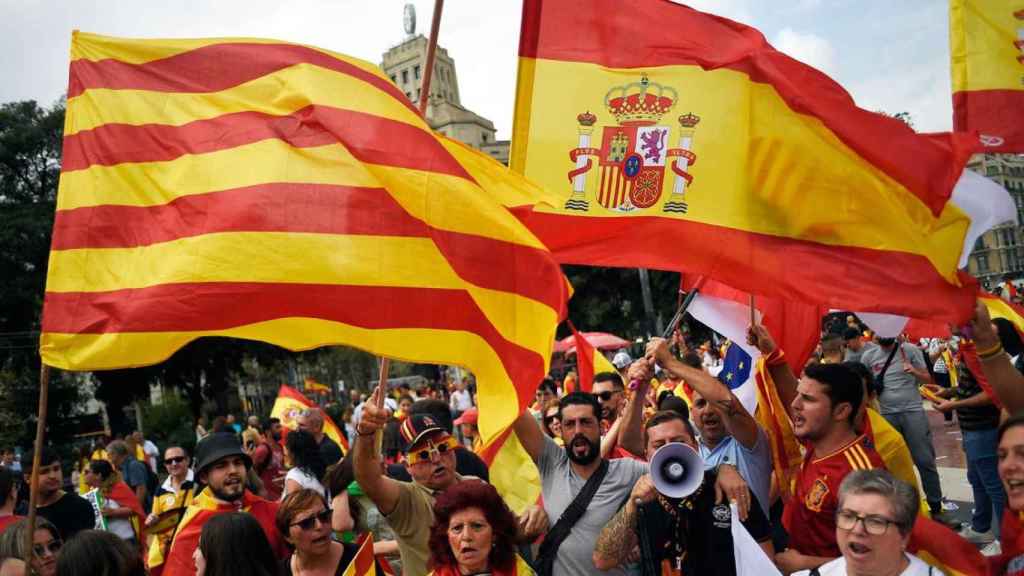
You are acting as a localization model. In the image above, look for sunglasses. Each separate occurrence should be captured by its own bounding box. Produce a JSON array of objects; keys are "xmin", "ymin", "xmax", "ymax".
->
[
  {"xmin": 406, "ymin": 436, "xmax": 459, "ymax": 465},
  {"xmin": 33, "ymin": 539, "xmax": 62, "ymax": 558},
  {"xmin": 544, "ymin": 414, "xmax": 560, "ymax": 424},
  {"xmin": 290, "ymin": 508, "xmax": 332, "ymax": 531},
  {"xmin": 595, "ymin": 391, "xmax": 620, "ymax": 402},
  {"xmin": 164, "ymin": 456, "xmax": 187, "ymax": 465}
]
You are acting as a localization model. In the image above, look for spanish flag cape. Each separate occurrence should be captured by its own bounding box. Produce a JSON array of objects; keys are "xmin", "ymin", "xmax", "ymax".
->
[
  {"xmin": 158, "ymin": 488, "xmax": 285, "ymax": 576},
  {"xmin": 427, "ymin": 554, "xmax": 535, "ymax": 576},
  {"xmin": 108, "ymin": 481, "xmax": 147, "ymax": 554}
]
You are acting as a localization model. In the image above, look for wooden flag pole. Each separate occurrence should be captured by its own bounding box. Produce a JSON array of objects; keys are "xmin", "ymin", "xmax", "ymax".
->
[
  {"xmin": 417, "ymin": 0, "xmax": 445, "ymax": 115},
  {"xmin": 374, "ymin": 357, "xmax": 390, "ymax": 454},
  {"xmin": 749, "ymin": 294, "xmax": 756, "ymax": 327},
  {"xmin": 25, "ymin": 364, "xmax": 51, "ymax": 562}
]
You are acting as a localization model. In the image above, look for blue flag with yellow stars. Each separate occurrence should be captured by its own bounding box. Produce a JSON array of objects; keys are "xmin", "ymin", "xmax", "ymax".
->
[{"xmin": 716, "ymin": 342, "xmax": 753, "ymax": 392}]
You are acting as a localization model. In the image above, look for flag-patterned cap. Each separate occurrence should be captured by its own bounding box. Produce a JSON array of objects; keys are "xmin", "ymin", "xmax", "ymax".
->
[{"xmin": 399, "ymin": 414, "xmax": 447, "ymax": 450}]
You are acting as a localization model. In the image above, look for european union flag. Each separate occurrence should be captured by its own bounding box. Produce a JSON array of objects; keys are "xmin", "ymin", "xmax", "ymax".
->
[{"xmin": 717, "ymin": 343, "xmax": 752, "ymax": 391}]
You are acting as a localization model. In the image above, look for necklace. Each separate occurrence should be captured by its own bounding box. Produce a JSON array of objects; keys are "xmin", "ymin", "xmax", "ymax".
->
[{"xmin": 655, "ymin": 483, "xmax": 703, "ymax": 572}]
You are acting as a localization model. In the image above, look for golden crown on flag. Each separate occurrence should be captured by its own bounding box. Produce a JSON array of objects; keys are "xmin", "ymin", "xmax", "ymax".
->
[
  {"xmin": 577, "ymin": 111, "xmax": 598, "ymax": 126},
  {"xmin": 678, "ymin": 112, "xmax": 701, "ymax": 128},
  {"xmin": 604, "ymin": 74, "xmax": 677, "ymax": 126}
]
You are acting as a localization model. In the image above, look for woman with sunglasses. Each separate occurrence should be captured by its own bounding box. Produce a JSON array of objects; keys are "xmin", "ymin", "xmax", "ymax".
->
[
  {"xmin": 276, "ymin": 488, "xmax": 382, "ymax": 576},
  {"xmin": 540, "ymin": 399, "xmax": 563, "ymax": 445},
  {"xmin": 0, "ymin": 517, "xmax": 61, "ymax": 576},
  {"xmin": 427, "ymin": 479, "xmax": 534, "ymax": 576},
  {"xmin": 792, "ymin": 470, "xmax": 940, "ymax": 576},
  {"xmin": 192, "ymin": 512, "xmax": 279, "ymax": 576}
]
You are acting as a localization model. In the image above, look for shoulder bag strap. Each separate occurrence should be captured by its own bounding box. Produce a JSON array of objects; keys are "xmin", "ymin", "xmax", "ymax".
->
[{"xmin": 535, "ymin": 459, "xmax": 610, "ymax": 576}]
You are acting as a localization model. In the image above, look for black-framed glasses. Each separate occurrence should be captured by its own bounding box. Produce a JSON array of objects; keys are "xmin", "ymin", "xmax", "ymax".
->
[
  {"xmin": 33, "ymin": 538, "xmax": 62, "ymax": 558},
  {"xmin": 836, "ymin": 510, "xmax": 897, "ymax": 535},
  {"xmin": 595, "ymin": 391, "xmax": 620, "ymax": 402},
  {"xmin": 290, "ymin": 508, "xmax": 332, "ymax": 531},
  {"xmin": 164, "ymin": 456, "xmax": 186, "ymax": 465}
]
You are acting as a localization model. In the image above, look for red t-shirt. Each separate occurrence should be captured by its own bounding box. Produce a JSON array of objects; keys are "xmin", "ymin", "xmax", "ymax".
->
[
  {"xmin": 0, "ymin": 515, "xmax": 23, "ymax": 534},
  {"xmin": 783, "ymin": 434, "xmax": 886, "ymax": 558},
  {"xmin": 994, "ymin": 509, "xmax": 1024, "ymax": 575}
]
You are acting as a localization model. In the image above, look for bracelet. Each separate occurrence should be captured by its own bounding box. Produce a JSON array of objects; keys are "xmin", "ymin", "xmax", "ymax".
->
[
  {"xmin": 356, "ymin": 428, "xmax": 376, "ymax": 437},
  {"xmin": 765, "ymin": 349, "xmax": 787, "ymax": 367},
  {"xmin": 975, "ymin": 341, "xmax": 1003, "ymax": 358}
]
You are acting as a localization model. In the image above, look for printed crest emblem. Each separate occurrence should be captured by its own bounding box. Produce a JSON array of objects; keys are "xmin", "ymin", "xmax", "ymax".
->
[
  {"xmin": 422, "ymin": 416, "xmax": 436, "ymax": 427},
  {"xmin": 712, "ymin": 504, "xmax": 732, "ymax": 523},
  {"xmin": 565, "ymin": 74, "xmax": 699, "ymax": 214},
  {"xmin": 806, "ymin": 478, "xmax": 830, "ymax": 512}
]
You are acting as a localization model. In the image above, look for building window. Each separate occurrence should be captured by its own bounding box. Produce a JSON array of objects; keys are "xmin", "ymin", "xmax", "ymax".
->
[
  {"xmin": 482, "ymin": 133, "xmax": 488, "ymax": 143},
  {"xmin": 390, "ymin": 75, "xmax": 397, "ymax": 84},
  {"xmin": 416, "ymin": 89, "xmax": 420, "ymax": 100},
  {"xmin": 978, "ymin": 254, "xmax": 990, "ymax": 273},
  {"xmin": 402, "ymin": 69, "xmax": 409, "ymax": 84},
  {"xmin": 405, "ymin": 91, "xmax": 411, "ymax": 100},
  {"xmin": 414, "ymin": 65, "xmax": 421, "ymax": 79},
  {"xmin": 975, "ymin": 237, "xmax": 987, "ymax": 251}
]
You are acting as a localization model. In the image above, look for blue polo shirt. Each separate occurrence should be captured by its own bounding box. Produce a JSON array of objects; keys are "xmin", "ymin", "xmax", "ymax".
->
[{"xmin": 699, "ymin": 426, "xmax": 772, "ymax": 518}]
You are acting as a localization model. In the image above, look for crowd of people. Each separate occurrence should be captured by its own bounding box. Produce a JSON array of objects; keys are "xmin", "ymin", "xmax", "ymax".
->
[{"xmin": 4, "ymin": 298, "xmax": 1024, "ymax": 574}]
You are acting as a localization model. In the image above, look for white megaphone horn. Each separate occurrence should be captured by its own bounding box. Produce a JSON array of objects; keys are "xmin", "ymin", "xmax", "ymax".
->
[{"xmin": 649, "ymin": 442, "xmax": 704, "ymax": 499}]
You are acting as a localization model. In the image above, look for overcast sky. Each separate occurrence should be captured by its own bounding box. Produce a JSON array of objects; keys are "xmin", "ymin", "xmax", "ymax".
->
[{"xmin": 1, "ymin": 0, "xmax": 951, "ymax": 139}]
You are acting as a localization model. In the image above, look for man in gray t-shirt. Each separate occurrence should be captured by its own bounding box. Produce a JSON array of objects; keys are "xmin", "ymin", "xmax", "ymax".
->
[
  {"xmin": 514, "ymin": 392, "xmax": 647, "ymax": 576},
  {"xmin": 860, "ymin": 338, "xmax": 949, "ymax": 521}
]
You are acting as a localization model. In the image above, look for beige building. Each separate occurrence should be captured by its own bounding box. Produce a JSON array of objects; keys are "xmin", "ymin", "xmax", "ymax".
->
[
  {"xmin": 380, "ymin": 32, "xmax": 510, "ymax": 165},
  {"xmin": 966, "ymin": 154, "xmax": 1024, "ymax": 289}
]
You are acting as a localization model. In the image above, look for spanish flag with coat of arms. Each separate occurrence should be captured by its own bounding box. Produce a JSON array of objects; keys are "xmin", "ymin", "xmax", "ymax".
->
[{"xmin": 511, "ymin": 0, "xmax": 1013, "ymax": 324}]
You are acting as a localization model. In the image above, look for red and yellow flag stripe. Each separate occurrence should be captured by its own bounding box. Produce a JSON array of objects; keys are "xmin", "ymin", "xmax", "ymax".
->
[
  {"xmin": 511, "ymin": 0, "xmax": 982, "ymax": 322},
  {"xmin": 43, "ymin": 33, "xmax": 569, "ymax": 446},
  {"xmin": 342, "ymin": 534, "xmax": 377, "ymax": 576},
  {"xmin": 271, "ymin": 385, "xmax": 348, "ymax": 453}
]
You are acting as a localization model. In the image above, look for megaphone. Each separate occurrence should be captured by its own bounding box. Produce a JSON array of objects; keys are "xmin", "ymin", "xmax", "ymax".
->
[{"xmin": 650, "ymin": 442, "xmax": 704, "ymax": 499}]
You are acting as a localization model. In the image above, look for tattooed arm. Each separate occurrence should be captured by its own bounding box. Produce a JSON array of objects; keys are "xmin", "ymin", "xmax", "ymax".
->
[{"xmin": 593, "ymin": 475, "xmax": 655, "ymax": 570}]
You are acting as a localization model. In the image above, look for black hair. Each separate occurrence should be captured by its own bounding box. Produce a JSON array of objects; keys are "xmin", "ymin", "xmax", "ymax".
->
[
  {"xmin": 804, "ymin": 363, "xmax": 864, "ymax": 425},
  {"xmin": 843, "ymin": 326, "xmax": 863, "ymax": 341},
  {"xmin": 56, "ymin": 530, "xmax": 146, "ymax": 576},
  {"xmin": 21, "ymin": 446, "xmax": 59, "ymax": 472},
  {"xmin": 681, "ymin": 352, "xmax": 703, "ymax": 369},
  {"xmin": 198, "ymin": 512, "xmax": 279, "ymax": 576},
  {"xmin": 994, "ymin": 318, "xmax": 1024, "ymax": 358},
  {"xmin": 841, "ymin": 361, "xmax": 874, "ymax": 395},
  {"xmin": 557, "ymin": 391, "xmax": 601, "ymax": 422},
  {"xmin": 657, "ymin": 394, "xmax": 690, "ymax": 422},
  {"xmin": 261, "ymin": 418, "xmax": 279, "ymax": 434},
  {"xmin": 643, "ymin": 410, "xmax": 697, "ymax": 446},
  {"xmin": 284, "ymin": 429, "xmax": 327, "ymax": 482},
  {"xmin": 0, "ymin": 468, "xmax": 15, "ymax": 508},
  {"xmin": 593, "ymin": 371, "xmax": 624, "ymax": 389},
  {"xmin": 538, "ymin": 377, "xmax": 557, "ymax": 395},
  {"xmin": 409, "ymin": 399, "xmax": 454, "ymax": 433},
  {"xmin": 88, "ymin": 459, "xmax": 115, "ymax": 480}
]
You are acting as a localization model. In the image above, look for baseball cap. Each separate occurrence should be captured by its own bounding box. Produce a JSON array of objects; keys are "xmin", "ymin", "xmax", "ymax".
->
[
  {"xmin": 399, "ymin": 413, "xmax": 449, "ymax": 451},
  {"xmin": 453, "ymin": 407, "xmax": 478, "ymax": 426},
  {"xmin": 612, "ymin": 351, "xmax": 632, "ymax": 369}
]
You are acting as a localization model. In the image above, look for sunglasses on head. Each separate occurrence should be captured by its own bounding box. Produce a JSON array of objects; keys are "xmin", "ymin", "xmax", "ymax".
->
[
  {"xmin": 33, "ymin": 539, "xmax": 62, "ymax": 558},
  {"xmin": 164, "ymin": 456, "xmax": 186, "ymax": 465},
  {"xmin": 290, "ymin": 508, "xmax": 332, "ymax": 531},
  {"xmin": 595, "ymin": 391, "xmax": 619, "ymax": 402},
  {"xmin": 406, "ymin": 436, "xmax": 459, "ymax": 465}
]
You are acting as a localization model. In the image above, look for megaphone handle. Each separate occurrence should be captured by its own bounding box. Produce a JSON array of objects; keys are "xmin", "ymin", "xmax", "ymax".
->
[{"xmin": 634, "ymin": 502, "xmax": 658, "ymax": 576}]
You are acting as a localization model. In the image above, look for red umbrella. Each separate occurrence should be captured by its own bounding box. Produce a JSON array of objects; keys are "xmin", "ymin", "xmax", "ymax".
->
[{"xmin": 553, "ymin": 332, "xmax": 632, "ymax": 354}]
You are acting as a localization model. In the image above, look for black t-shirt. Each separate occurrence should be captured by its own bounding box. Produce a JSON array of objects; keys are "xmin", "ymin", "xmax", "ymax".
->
[
  {"xmin": 639, "ymin": 471, "xmax": 771, "ymax": 576},
  {"xmin": 280, "ymin": 542, "xmax": 383, "ymax": 575},
  {"xmin": 37, "ymin": 491, "xmax": 95, "ymax": 542},
  {"xmin": 955, "ymin": 361, "xmax": 1001, "ymax": 431},
  {"xmin": 386, "ymin": 446, "xmax": 490, "ymax": 482},
  {"xmin": 319, "ymin": 436, "xmax": 344, "ymax": 468}
]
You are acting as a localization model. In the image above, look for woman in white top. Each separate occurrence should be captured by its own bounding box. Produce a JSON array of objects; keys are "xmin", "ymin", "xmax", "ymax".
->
[
  {"xmin": 794, "ymin": 470, "xmax": 945, "ymax": 576},
  {"xmin": 281, "ymin": 429, "xmax": 327, "ymax": 500}
]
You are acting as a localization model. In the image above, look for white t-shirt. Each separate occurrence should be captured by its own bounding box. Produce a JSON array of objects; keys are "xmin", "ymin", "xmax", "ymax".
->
[
  {"xmin": 282, "ymin": 468, "xmax": 326, "ymax": 500},
  {"xmin": 143, "ymin": 440, "xmax": 160, "ymax": 473},
  {"xmin": 794, "ymin": 553, "xmax": 945, "ymax": 576},
  {"xmin": 450, "ymin": 389, "xmax": 474, "ymax": 412}
]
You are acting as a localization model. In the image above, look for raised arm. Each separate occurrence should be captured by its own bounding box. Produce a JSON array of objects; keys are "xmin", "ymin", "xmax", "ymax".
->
[
  {"xmin": 352, "ymin": 389, "xmax": 402, "ymax": 515},
  {"xmin": 646, "ymin": 338, "xmax": 760, "ymax": 449},
  {"xmin": 747, "ymin": 324, "xmax": 800, "ymax": 411},
  {"xmin": 617, "ymin": 360, "xmax": 654, "ymax": 457},
  {"xmin": 969, "ymin": 299, "xmax": 1024, "ymax": 414},
  {"xmin": 513, "ymin": 408, "xmax": 547, "ymax": 463},
  {"xmin": 593, "ymin": 474, "xmax": 654, "ymax": 570}
]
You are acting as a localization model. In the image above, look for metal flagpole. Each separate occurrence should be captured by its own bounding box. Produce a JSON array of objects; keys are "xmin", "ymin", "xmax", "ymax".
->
[{"xmin": 25, "ymin": 364, "xmax": 51, "ymax": 563}]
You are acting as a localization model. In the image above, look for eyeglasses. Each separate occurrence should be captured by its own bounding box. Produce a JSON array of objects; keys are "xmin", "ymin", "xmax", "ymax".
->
[
  {"xmin": 406, "ymin": 436, "xmax": 459, "ymax": 465},
  {"xmin": 33, "ymin": 538, "xmax": 62, "ymax": 558},
  {"xmin": 836, "ymin": 510, "xmax": 897, "ymax": 535},
  {"xmin": 290, "ymin": 508, "xmax": 332, "ymax": 531},
  {"xmin": 595, "ymin": 391, "xmax": 620, "ymax": 402},
  {"xmin": 544, "ymin": 414, "xmax": 559, "ymax": 424},
  {"xmin": 164, "ymin": 456, "xmax": 186, "ymax": 465}
]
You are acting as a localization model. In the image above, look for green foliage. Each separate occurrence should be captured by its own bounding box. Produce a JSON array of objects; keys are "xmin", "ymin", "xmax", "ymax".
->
[
  {"xmin": 561, "ymin": 265, "xmax": 680, "ymax": 341},
  {"xmin": 141, "ymin": 394, "xmax": 197, "ymax": 455}
]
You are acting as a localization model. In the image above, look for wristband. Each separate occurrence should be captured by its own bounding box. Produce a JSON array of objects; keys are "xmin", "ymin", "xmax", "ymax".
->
[
  {"xmin": 765, "ymin": 349, "xmax": 787, "ymax": 367},
  {"xmin": 356, "ymin": 427, "xmax": 376, "ymax": 437},
  {"xmin": 976, "ymin": 341, "xmax": 1003, "ymax": 358}
]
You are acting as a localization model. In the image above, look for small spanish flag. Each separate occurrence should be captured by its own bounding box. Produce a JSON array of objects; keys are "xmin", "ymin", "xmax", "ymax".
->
[
  {"xmin": 271, "ymin": 385, "xmax": 348, "ymax": 453},
  {"xmin": 342, "ymin": 533, "xmax": 376, "ymax": 576},
  {"xmin": 304, "ymin": 377, "xmax": 331, "ymax": 395}
]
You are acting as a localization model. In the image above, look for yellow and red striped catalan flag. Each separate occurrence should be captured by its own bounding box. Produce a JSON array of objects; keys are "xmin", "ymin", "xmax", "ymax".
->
[
  {"xmin": 342, "ymin": 533, "xmax": 376, "ymax": 576},
  {"xmin": 42, "ymin": 32, "xmax": 569, "ymax": 447},
  {"xmin": 567, "ymin": 321, "xmax": 620, "ymax": 393},
  {"xmin": 951, "ymin": 0, "xmax": 1024, "ymax": 152},
  {"xmin": 510, "ymin": 0, "xmax": 1009, "ymax": 324}
]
